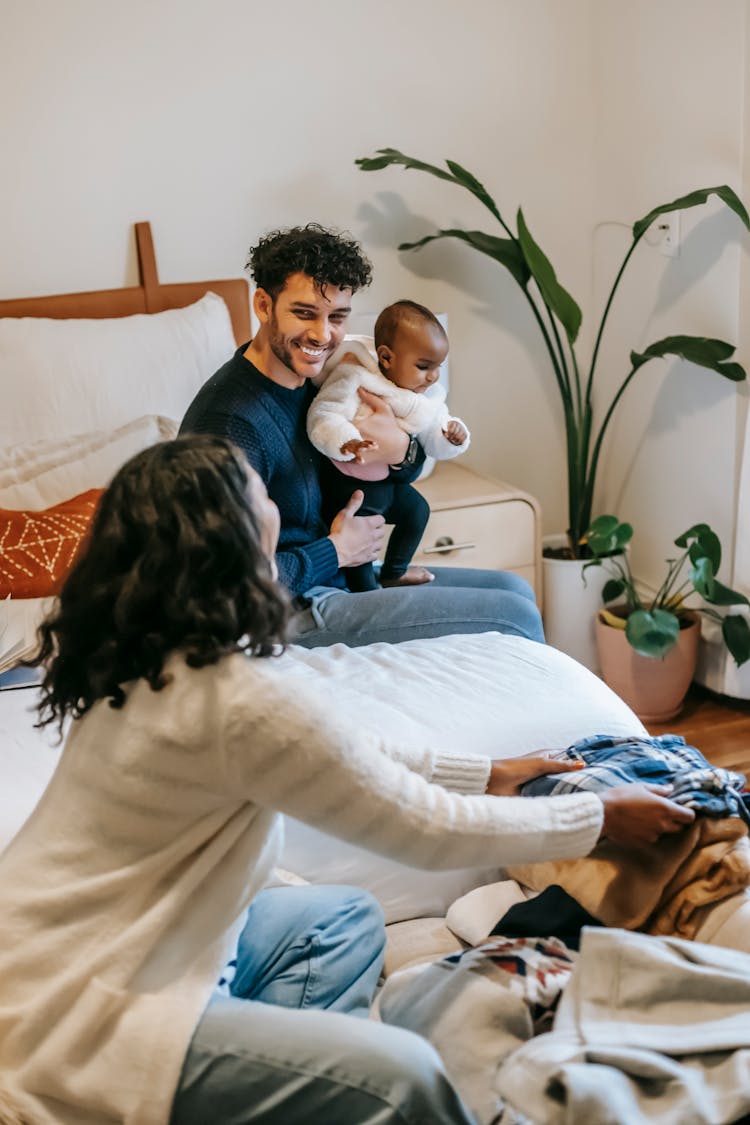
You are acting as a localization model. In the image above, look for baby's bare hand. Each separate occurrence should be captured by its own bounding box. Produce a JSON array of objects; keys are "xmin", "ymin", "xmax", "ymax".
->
[
  {"xmin": 444, "ymin": 420, "xmax": 467, "ymax": 445},
  {"xmin": 340, "ymin": 438, "xmax": 378, "ymax": 463}
]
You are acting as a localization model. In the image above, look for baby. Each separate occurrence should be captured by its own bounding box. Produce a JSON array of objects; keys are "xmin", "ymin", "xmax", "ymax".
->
[{"xmin": 307, "ymin": 300, "xmax": 470, "ymax": 592}]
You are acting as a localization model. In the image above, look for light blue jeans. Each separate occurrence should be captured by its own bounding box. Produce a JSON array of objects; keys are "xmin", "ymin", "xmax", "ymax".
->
[
  {"xmin": 291, "ymin": 566, "xmax": 544, "ymax": 649},
  {"xmin": 170, "ymin": 885, "xmax": 477, "ymax": 1124}
]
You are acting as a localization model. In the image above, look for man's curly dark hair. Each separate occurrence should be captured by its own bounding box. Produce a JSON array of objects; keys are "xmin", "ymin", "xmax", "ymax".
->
[
  {"xmin": 30, "ymin": 435, "xmax": 290, "ymax": 735},
  {"xmin": 247, "ymin": 223, "xmax": 373, "ymax": 299}
]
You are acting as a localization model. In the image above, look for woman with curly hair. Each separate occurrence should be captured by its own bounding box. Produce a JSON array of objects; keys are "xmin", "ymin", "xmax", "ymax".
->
[{"xmin": 0, "ymin": 435, "xmax": 694, "ymax": 1125}]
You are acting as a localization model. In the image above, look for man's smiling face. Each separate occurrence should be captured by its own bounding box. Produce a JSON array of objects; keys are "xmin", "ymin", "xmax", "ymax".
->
[{"xmin": 263, "ymin": 272, "xmax": 352, "ymax": 387}]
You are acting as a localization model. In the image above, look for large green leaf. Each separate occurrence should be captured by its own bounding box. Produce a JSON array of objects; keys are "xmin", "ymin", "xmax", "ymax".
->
[
  {"xmin": 356, "ymin": 148, "xmax": 457, "ymax": 184},
  {"xmin": 688, "ymin": 536, "xmax": 722, "ymax": 573},
  {"xmin": 516, "ymin": 209, "xmax": 582, "ymax": 343},
  {"xmin": 689, "ymin": 557, "xmax": 716, "ymax": 599},
  {"xmin": 723, "ymin": 614, "xmax": 750, "ymax": 666},
  {"xmin": 602, "ymin": 577, "xmax": 627, "ymax": 602},
  {"xmin": 674, "ymin": 523, "xmax": 721, "ymax": 572},
  {"xmin": 702, "ymin": 579, "xmax": 750, "ymax": 607},
  {"xmin": 445, "ymin": 160, "xmax": 502, "ymax": 220},
  {"xmin": 625, "ymin": 608, "xmax": 681, "ymax": 659},
  {"xmin": 632, "ymin": 185, "xmax": 750, "ymax": 242},
  {"xmin": 630, "ymin": 336, "xmax": 746, "ymax": 381},
  {"xmin": 585, "ymin": 514, "xmax": 633, "ymax": 557},
  {"xmin": 355, "ymin": 149, "xmax": 504, "ymax": 222},
  {"xmin": 400, "ymin": 228, "xmax": 530, "ymax": 288}
]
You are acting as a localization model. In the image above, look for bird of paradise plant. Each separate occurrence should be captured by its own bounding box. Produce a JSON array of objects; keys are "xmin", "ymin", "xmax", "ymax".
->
[{"xmin": 356, "ymin": 148, "xmax": 749, "ymax": 557}]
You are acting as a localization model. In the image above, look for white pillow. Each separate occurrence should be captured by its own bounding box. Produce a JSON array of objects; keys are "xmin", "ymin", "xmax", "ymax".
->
[
  {"xmin": 0, "ymin": 415, "xmax": 177, "ymax": 510},
  {"xmin": 0, "ymin": 415, "xmax": 178, "ymax": 665},
  {"xmin": 0, "ymin": 292, "xmax": 236, "ymax": 445}
]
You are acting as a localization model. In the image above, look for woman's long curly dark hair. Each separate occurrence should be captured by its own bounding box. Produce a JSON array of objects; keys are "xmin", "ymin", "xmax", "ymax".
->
[{"xmin": 31, "ymin": 435, "xmax": 290, "ymax": 733}]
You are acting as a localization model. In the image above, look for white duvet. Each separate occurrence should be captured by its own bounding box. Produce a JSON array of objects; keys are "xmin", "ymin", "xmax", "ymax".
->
[{"xmin": 0, "ymin": 631, "xmax": 646, "ymax": 922}]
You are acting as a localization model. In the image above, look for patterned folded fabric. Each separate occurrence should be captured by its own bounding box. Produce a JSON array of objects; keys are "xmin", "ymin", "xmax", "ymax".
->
[
  {"xmin": 521, "ymin": 733, "xmax": 749, "ymax": 825},
  {"xmin": 508, "ymin": 734, "xmax": 750, "ymax": 938},
  {"xmin": 379, "ymin": 935, "xmax": 575, "ymax": 1125}
]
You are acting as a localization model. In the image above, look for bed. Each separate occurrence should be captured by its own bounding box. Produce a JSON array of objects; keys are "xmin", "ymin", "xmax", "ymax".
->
[{"xmin": 2, "ymin": 223, "xmax": 749, "ymax": 1047}]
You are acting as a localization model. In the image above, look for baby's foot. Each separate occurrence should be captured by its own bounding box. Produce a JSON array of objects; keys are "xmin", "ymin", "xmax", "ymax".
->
[{"xmin": 380, "ymin": 567, "xmax": 435, "ymax": 587}]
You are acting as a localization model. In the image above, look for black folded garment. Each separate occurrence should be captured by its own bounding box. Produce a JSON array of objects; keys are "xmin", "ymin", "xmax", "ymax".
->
[{"xmin": 490, "ymin": 884, "xmax": 602, "ymax": 951}]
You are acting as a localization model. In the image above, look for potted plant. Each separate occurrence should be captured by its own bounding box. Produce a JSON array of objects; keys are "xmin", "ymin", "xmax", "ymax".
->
[
  {"xmin": 356, "ymin": 149, "xmax": 749, "ymax": 555},
  {"xmin": 356, "ymin": 150, "xmax": 749, "ymax": 668},
  {"xmin": 583, "ymin": 514, "xmax": 750, "ymax": 721}
]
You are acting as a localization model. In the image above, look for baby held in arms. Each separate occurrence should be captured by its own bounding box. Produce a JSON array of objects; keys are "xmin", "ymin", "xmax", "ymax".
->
[{"xmin": 307, "ymin": 300, "xmax": 470, "ymax": 592}]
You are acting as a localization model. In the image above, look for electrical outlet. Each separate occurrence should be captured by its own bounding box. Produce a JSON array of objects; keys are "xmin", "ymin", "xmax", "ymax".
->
[{"xmin": 657, "ymin": 212, "xmax": 680, "ymax": 257}]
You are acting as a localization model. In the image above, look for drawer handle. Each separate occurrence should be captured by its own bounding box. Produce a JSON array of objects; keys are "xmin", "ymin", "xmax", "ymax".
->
[{"xmin": 423, "ymin": 536, "xmax": 477, "ymax": 555}]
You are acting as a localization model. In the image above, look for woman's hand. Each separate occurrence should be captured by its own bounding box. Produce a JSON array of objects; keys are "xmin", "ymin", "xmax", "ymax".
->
[
  {"xmin": 599, "ymin": 783, "xmax": 696, "ymax": 847},
  {"xmin": 487, "ymin": 751, "xmax": 583, "ymax": 796}
]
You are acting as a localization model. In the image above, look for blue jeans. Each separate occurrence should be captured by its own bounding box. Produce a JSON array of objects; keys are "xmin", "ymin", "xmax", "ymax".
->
[
  {"xmin": 170, "ymin": 885, "xmax": 477, "ymax": 1124},
  {"xmin": 228, "ymin": 883, "xmax": 386, "ymax": 1015},
  {"xmin": 291, "ymin": 566, "xmax": 544, "ymax": 648}
]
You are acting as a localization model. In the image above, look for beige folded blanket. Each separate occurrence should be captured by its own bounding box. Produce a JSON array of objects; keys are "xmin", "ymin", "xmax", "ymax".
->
[{"xmin": 508, "ymin": 817, "xmax": 750, "ymax": 939}]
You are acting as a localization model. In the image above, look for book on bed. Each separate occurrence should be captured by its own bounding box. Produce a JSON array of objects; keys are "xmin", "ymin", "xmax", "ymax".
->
[{"xmin": 0, "ymin": 599, "xmax": 41, "ymax": 688}]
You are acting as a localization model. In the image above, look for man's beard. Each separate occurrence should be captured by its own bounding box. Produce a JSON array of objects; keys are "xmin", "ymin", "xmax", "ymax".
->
[{"xmin": 268, "ymin": 312, "xmax": 296, "ymax": 373}]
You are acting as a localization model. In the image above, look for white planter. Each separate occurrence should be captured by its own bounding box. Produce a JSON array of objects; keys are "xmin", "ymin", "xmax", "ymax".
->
[{"xmin": 542, "ymin": 533, "xmax": 613, "ymax": 673}]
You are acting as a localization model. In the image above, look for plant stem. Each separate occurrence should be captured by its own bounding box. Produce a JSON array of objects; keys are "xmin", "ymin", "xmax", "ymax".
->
[
  {"xmin": 586, "ymin": 359, "xmax": 648, "ymax": 523},
  {"xmin": 586, "ymin": 235, "xmax": 643, "ymax": 403},
  {"xmin": 565, "ymin": 409, "xmax": 582, "ymax": 547},
  {"xmin": 570, "ymin": 347, "xmax": 584, "ymax": 421},
  {"xmin": 521, "ymin": 290, "xmax": 571, "ymax": 403},
  {"xmin": 650, "ymin": 555, "xmax": 691, "ymax": 610},
  {"xmin": 545, "ymin": 301, "xmax": 573, "ymax": 401}
]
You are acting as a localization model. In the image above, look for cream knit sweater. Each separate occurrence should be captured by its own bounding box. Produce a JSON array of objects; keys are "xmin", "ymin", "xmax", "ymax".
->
[
  {"xmin": 0, "ymin": 652, "xmax": 603, "ymax": 1124},
  {"xmin": 307, "ymin": 339, "xmax": 470, "ymax": 465}
]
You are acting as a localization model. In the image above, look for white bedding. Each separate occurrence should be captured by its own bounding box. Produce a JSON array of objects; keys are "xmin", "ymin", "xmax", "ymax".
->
[
  {"xmin": 0, "ymin": 630, "xmax": 647, "ymax": 922},
  {"xmin": 6, "ymin": 291, "xmax": 739, "ymax": 936}
]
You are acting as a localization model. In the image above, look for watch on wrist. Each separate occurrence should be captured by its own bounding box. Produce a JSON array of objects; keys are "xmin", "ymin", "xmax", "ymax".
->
[{"xmin": 402, "ymin": 434, "xmax": 419, "ymax": 466}]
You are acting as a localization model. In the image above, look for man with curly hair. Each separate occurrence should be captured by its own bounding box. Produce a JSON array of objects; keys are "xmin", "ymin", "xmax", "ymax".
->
[{"xmin": 181, "ymin": 223, "xmax": 543, "ymax": 648}]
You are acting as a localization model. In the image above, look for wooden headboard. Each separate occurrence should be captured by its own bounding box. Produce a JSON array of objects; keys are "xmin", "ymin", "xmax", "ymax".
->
[{"xmin": 0, "ymin": 222, "xmax": 252, "ymax": 345}]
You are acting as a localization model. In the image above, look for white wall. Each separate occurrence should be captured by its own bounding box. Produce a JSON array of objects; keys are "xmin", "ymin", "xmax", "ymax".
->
[
  {"xmin": 590, "ymin": 0, "xmax": 747, "ymax": 588},
  {"xmin": 2, "ymin": 0, "xmax": 749, "ymax": 576},
  {"xmin": 1, "ymin": 0, "xmax": 595, "ymax": 531}
]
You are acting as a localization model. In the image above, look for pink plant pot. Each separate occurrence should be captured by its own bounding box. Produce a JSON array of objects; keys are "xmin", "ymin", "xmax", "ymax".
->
[{"xmin": 595, "ymin": 611, "xmax": 700, "ymax": 723}]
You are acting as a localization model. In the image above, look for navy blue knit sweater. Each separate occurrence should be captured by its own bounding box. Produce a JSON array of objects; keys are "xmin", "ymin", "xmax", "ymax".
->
[{"xmin": 181, "ymin": 345, "xmax": 345, "ymax": 596}]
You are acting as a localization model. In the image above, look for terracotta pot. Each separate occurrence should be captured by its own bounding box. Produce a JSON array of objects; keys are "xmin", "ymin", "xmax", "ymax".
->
[{"xmin": 595, "ymin": 609, "xmax": 701, "ymax": 723}]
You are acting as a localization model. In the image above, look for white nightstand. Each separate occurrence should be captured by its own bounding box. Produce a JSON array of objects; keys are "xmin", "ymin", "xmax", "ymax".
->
[{"xmin": 406, "ymin": 462, "xmax": 542, "ymax": 603}]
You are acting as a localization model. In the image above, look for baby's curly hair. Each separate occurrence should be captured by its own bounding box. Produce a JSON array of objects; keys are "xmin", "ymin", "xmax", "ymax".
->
[
  {"xmin": 374, "ymin": 300, "xmax": 447, "ymax": 351},
  {"xmin": 247, "ymin": 223, "xmax": 373, "ymax": 299}
]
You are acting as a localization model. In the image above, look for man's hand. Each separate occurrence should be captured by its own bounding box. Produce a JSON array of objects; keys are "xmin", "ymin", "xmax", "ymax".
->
[
  {"xmin": 328, "ymin": 490, "xmax": 385, "ymax": 568},
  {"xmin": 599, "ymin": 783, "xmax": 696, "ymax": 847},
  {"xmin": 487, "ymin": 752, "xmax": 583, "ymax": 796},
  {"xmin": 355, "ymin": 388, "xmax": 410, "ymax": 464},
  {"xmin": 340, "ymin": 437, "xmax": 378, "ymax": 463},
  {"xmin": 444, "ymin": 420, "xmax": 468, "ymax": 446}
]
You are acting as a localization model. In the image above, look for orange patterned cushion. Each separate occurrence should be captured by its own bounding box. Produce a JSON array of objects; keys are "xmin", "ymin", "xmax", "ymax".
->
[{"xmin": 0, "ymin": 489, "xmax": 103, "ymax": 598}]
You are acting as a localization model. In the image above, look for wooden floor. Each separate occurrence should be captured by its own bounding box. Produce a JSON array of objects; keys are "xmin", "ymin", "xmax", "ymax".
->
[{"xmin": 648, "ymin": 686, "xmax": 750, "ymax": 779}]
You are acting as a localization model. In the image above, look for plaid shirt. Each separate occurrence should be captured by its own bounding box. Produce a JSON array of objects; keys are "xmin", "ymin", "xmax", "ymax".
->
[{"xmin": 521, "ymin": 734, "xmax": 750, "ymax": 826}]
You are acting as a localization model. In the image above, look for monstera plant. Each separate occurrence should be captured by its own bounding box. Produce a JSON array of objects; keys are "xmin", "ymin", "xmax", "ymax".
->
[
  {"xmin": 583, "ymin": 514, "xmax": 750, "ymax": 664},
  {"xmin": 356, "ymin": 148, "xmax": 749, "ymax": 557}
]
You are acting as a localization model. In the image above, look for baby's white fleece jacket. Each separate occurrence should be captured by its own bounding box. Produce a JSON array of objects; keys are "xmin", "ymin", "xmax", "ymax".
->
[{"xmin": 307, "ymin": 339, "xmax": 470, "ymax": 462}]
